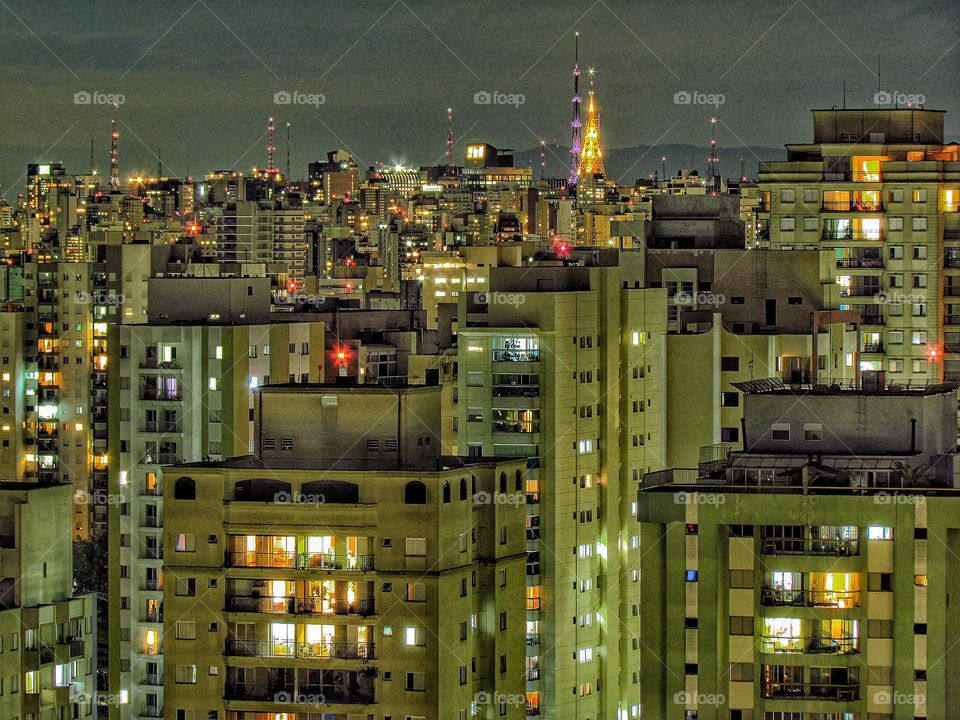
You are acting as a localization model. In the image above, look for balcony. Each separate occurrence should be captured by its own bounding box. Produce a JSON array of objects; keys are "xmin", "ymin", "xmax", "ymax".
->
[
  {"xmin": 140, "ymin": 516, "xmax": 161, "ymax": 529},
  {"xmin": 140, "ymin": 674, "xmax": 162, "ymax": 686},
  {"xmin": 140, "ymin": 359, "xmax": 182, "ymax": 370},
  {"xmin": 492, "ymin": 349, "xmax": 540, "ymax": 362},
  {"xmin": 835, "ymin": 257, "xmax": 882, "ymax": 269},
  {"xmin": 138, "ymin": 643, "xmax": 162, "ymax": 656},
  {"xmin": 143, "ymin": 422, "xmax": 181, "ymax": 434},
  {"xmin": 862, "ymin": 343, "xmax": 883, "ymax": 353},
  {"xmin": 822, "ymin": 231, "xmax": 882, "ymax": 241},
  {"xmin": 225, "ymin": 595, "xmax": 375, "ymax": 616},
  {"xmin": 822, "ymin": 201, "xmax": 882, "ymax": 212},
  {"xmin": 139, "ymin": 388, "xmax": 182, "ymax": 401},
  {"xmin": 142, "ymin": 579, "xmax": 162, "ymax": 591},
  {"xmin": 224, "ymin": 683, "xmax": 291, "ymax": 701},
  {"xmin": 760, "ymin": 635, "xmax": 859, "ymax": 655},
  {"xmin": 760, "ymin": 588, "xmax": 860, "ymax": 608},
  {"xmin": 761, "ymin": 682, "xmax": 859, "ymax": 702},
  {"xmin": 839, "ymin": 286, "xmax": 881, "ymax": 298},
  {"xmin": 225, "ymin": 552, "xmax": 376, "ymax": 571},
  {"xmin": 945, "ymin": 315, "xmax": 960, "ymax": 326},
  {"xmin": 945, "ymin": 287, "xmax": 960, "ymax": 297},
  {"xmin": 761, "ymin": 538, "xmax": 860, "ymax": 556},
  {"xmin": 945, "ymin": 256, "xmax": 960, "ymax": 269},
  {"xmin": 491, "ymin": 384, "xmax": 540, "ymax": 398},
  {"xmin": 225, "ymin": 639, "xmax": 375, "ymax": 660},
  {"xmin": 137, "ymin": 707, "xmax": 163, "ymax": 719}
]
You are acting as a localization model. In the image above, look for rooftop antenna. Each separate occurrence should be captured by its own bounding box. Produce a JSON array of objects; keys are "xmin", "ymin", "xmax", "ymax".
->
[
  {"xmin": 539, "ymin": 139, "xmax": 546, "ymax": 180},
  {"xmin": 877, "ymin": 54, "xmax": 881, "ymax": 96},
  {"xmin": 740, "ymin": 157, "xmax": 746, "ymax": 182},
  {"xmin": 285, "ymin": 122, "xmax": 291, "ymax": 180},
  {"xmin": 89, "ymin": 139, "xmax": 95, "ymax": 175},
  {"xmin": 707, "ymin": 117, "xmax": 719, "ymax": 189},
  {"xmin": 109, "ymin": 104, "xmax": 120, "ymax": 189},
  {"xmin": 568, "ymin": 32, "xmax": 582, "ymax": 187},
  {"xmin": 445, "ymin": 108, "xmax": 454, "ymax": 173},
  {"xmin": 661, "ymin": 155, "xmax": 666, "ymax": 180},
  {"xmin": 842, "ymin": 81, "xmax": 851, "ymax": 109},
  {"xmin": 157, "ymin": 147, "xmax": 162, "ymax": 179}
]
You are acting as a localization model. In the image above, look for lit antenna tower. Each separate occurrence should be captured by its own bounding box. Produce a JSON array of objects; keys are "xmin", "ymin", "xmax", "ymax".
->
[
  {"xmin": 577, "ymin": 69, "xmax": 605, "ymax": 176},
  {"xmin": 707, "ymin": 117, "xmax": 719, "ymax": 189},
  {"xmin": 110, "ymin": 105, "xmax": 120, "ymax": 188},
  {"xmin": 568, "ymin": 32, "xmax": 582, "ymax": 186},
  {"xmin": 266, "ymin": 117, "xmax": 280, "ymax": 176},
  {"xmin": 286, "ymin": 122, "xmax": 291, "ymax": 180},
  {"xmin": 445, "ymin": 108, "xmax": 454, "ymax": 172},
  {"xmin": 540, "ymin": 140, "xmax": 546, "ymax": 180}
]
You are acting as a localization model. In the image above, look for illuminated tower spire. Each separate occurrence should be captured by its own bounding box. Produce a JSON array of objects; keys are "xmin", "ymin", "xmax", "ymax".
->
[
  {"xmin": 445, "ymin": 107, "xmax": 454, "ymax": 172},
  {"xmin": 577, "ymin": 69, "xmax": 605, "ymax": 177},
  {"xmin": 568, "ymin": 32, "xmax": 582, "ymax": 186},
  {"xmin": 266, "ymin": 117, "xmax": 279, "ymax": 176},
  {"xmin": 110, "ymin": 105, "xmax": 120, "ymax": 188},
  {"xmin": 539, "ymin": 139, "xmax": 546, "ymax": 181},
  {"xmin": 707, "ymin": 116, "xmax": 719, "ymax": 189}
]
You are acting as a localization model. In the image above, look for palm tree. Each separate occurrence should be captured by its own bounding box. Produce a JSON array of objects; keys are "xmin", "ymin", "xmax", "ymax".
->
[{"xmin": 892, "ymin": 461, "xmax": 931, "ymax": 488}]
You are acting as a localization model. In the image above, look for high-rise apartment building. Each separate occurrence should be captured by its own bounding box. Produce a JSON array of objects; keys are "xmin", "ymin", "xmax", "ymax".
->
[
  {"xmin": 216, "ymin": 200, "xmax": 307, "ymax": 278},
  {"xmin": 107, "ymin": 320, "xmax": 325, "ymax": 720},
  {"xmin": 0, "ymin": 482, "xmax": 97, "ymax": 719},
  {"xmin": 637, "ymin": 380, "xmax": 960, "ymax": 719},
  {"xmin": 759, "ymin": 108, "xmax": 960, "ymax": 384},
  {"xmin": 161, "ymin": 384, "xmax": 528, "ymax": 719},
  {"xmin": 457, "ymin": 263, "xmax": 667, "ymax": 719}
]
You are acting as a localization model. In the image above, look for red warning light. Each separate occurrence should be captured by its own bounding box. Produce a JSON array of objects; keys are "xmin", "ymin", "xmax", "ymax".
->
[{"xmin": 330, "ymin": 344, "xmax": 352, "ymax": 366}]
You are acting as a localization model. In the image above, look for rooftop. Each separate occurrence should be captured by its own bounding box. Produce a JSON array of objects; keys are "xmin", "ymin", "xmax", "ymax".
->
[{"xmin": 172, "ymin": 453, "xmax": 511, "ymax": 473}]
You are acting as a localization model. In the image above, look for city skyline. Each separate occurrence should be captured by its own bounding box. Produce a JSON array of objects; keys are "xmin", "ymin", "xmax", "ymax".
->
[{"xmin": 1, "ymin": 0, "xmax": 957, "ymax": 192}]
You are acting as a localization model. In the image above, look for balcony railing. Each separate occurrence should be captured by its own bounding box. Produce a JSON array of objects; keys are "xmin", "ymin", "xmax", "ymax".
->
[
  {"xmin": 139, "ymin": 388, "xmax": 182, "ymax": 401},
  {"xmin": 225, "ymin": 594, "xmax": 375, "ymax": 616},
  {"xmin": 225, "ymin": 639, "xmax": 375, "ymax": 660},
  {"xmin": 492, "ymin": 350, "xmax": 540, "ymax": 362},
  {"xmin": 225, "ymin": 551, "xmax": 376, "ymax": 571},
  {"xmin": 822, "ymin": 231, "xmax": 883, "ymax": 241},
  {"xmin": 945, "ymin": 315, "xmax": 960, "ymax": 326},
  {"xmin": 491, "ymin": 385, "xmax": 540, "ymax": 397},
  {"xmin": 835, "ymin": 257, "xmax": 882, "ymax": 269},
  {"xmin": 140, "ymin": 359, "xmax": 182, "ymax": 370},
  {"xmin": 761, "ymin": 538, "xmax": 860, "ymax": 556},
  {"xmin": 839, "ymin": 287, "xmax": 881, "ymax": 298},
  {"xmin": 225, "ymin": 683, "xmax": 292, "ymax": 701},
  {"xmin": 760, "ymin": 635, "xmax": 859, "ymax": 655},
  {"xmin": 762, "ymin": 682, "xmax": 859, "ymax": 701},
  {"xmin": 822, "ymin": 201, "xmax": 882, "ymax": 212},
  {"xmin": 761, "ymin": 588, "xmax": 860, "ymax": 608},
  {"xmin": 862, "ymin": 343, "xmax": 883, "ymax": 353}
]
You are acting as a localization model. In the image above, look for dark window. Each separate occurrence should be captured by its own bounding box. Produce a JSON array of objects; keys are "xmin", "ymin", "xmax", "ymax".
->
[
  {"xmin": 442, "ymin": 482, "xmax": 451, "ymax": 503},
  {"xmin": 173, "ymin": 477, "xmax": 196, "ymax": 500},
  {"xmin": 459, "ymin": 478, "xmax": 468, "ymax": 500},
  {"xmin": 720, "ymin": 356, "xmax": 740, "ymax": 372},
  {"xmin": 721, "ymin": 392, "xmax": 739, "ymax": 407},
  {"xmin": 404, "ymin": 481, "xmax": 427, "ymax": 504}
]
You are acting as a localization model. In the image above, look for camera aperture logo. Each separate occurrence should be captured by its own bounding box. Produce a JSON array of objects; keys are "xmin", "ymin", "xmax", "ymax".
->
[
  {"xmin": 474, "ymin": 90, "xmax": 525, "ymax": 108},
  {"xmin": 274, "ymin": 690, "xmax": 325, "ymax": 706},
  {"xmin": 476, "ymin": 291, "xmax": 525, "ymax": 307},
  {"xmin": 473, "ymin": 491, "xmax": 524, "ymax": 507},
  {"xmin": 475, "ymin": 691, "xmax": 525, "ymax": 706},
  {"xmin": 674, "ymin": 491, "xmax": 725, "ymax": 506}
]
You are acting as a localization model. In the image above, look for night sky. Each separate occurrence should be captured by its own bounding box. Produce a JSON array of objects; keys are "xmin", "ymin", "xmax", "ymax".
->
[{"xmin": 1, "ymin": 0, "xmax": 957, "ymax": 195}]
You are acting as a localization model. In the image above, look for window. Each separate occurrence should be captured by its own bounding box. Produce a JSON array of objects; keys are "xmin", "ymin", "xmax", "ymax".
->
[
  {"xmin": 406, "ymin": 583, "xmax": 425, "ymax": 601},
  {"xmin": 771, "ymin": 423, "xmax": 790, "ymax": 441},
  {"xmin": 780, "ymin": 189, "xmax": 795, "ymax": 203},
  {"xmin": 913, "ymin": 189, "xmax": 927, "ymax": 203},
  {"xmin": 868, "ymin": 572, "xmax": 893, "ymax": 592},
  {"xmin": 803, "ymin": 216, "xmax": 818, "ymax": 231},
  {"xmin": 173, "ymin": 476, "xmax": 196, "ymax": 500},
  {"xmin": 405, "ymin": 672, "xmax": 425, "ymax": 691},
  {"xmin": 720, "ymin": 356, "xmax": 740, "ymax": 372},
  {"xmin": 721, "ymin": 392, "xmax": 739, "ymax": 407},
  {"xmin": 404, "ymin": 626, "xmax": 425, "ymax": 646},
  {"xmin": 912, "ymin": 331, "xmax": 927, "ymax": 345},
  {"xmin": 889, "ymin": 244, "xmax": 903, "ymax": 259},
  {"xmin": 867, "ymin": 619, "xmax": 893, "ymax": 638},
  {"xmin": 912, "ymin": 273, "xmax": 927, "ymax": 288},
  {"xmin": 175, "ymin": 665, "xmax": 197, "ymax": 684},
  {"xmin": 913, "ymin": 216, "xmax": 927, "ymax": 231},
  {"xmin": 175, "ymin": 533, "xmax": 195, "ymax": 552},
  {"xmin": 405, "ymin": 538, "xmax": 426, "ymax": 556},
  {"xmin": 729, "ymin": 570, "xmax": 753, "ymax": 589},
  {"xmin": 403, "ymin": 481, "xmax": 427, "ymax": 504},
  {"xmin": 175, "ymin": 621, "xmax": 196, "ymax": 640},
  {"xmin": 729, "ymin": 663, "xmax": 753, "ymax": 682},
  {"xmin": 803, "ymin": 423, "xmax": 822, "ymax": 441},
  {"xmin": 913, "ymin": 245, "xmax": 928, "ymax": 260},
  {"xmin": 729, "ymin": 616, "xmax": 754, "ymax": 635},
  {"xmin": 888, "ymin": 216, "xmax": 903, "ymax": 231},
  {"xmin": 868, "ymin": 526, "xmax": 893, "ymax": 540}
]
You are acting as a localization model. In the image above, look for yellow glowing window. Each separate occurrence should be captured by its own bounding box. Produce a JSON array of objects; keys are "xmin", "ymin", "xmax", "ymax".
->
[{"xmin": 915, "ymin": 575, "xmax": 928, "ymax": 587}]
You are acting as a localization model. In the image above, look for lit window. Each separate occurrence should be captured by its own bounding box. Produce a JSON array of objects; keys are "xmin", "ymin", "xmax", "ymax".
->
[{"xmin": 867, "ymin": 526, "xmax": 893, "ymax": 540}]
